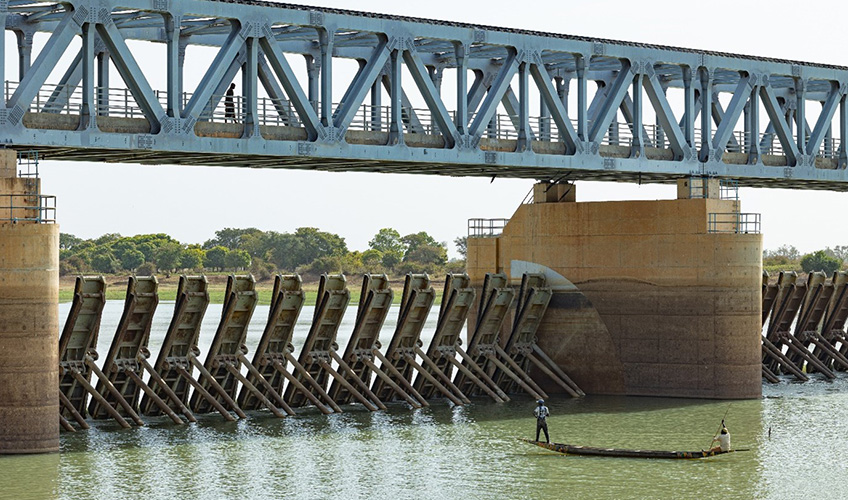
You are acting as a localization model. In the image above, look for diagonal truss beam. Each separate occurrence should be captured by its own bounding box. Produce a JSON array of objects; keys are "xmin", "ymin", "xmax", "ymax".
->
[
  {"xmin": 469, "ymin": 50, "xmax": 519, "ymax": 138},
  {"xmin": 529, "ymin": 61, "xmax": 578, "ymax": 154},
  {"xmin": 403, "ymin": 46, "xmax": 459, "ymax": 147},
  {"xmin": 589, "ymin": 62, "xmax": 632, "ymax": 143},
  {"xmin": 7, "ymin": 12, "xmax": 79, "ymax": 117},
  {"xmin": 259, "ymin": 34, "xmax": 321, "ymax": 140},
  {"xmin": 807, "ymin": 85, "xmax": 843, "ymax": 157},
  {"xmin": 182, "ymin": 26, "xmax": 245, "ymax": 122},
  {"xmin": 761, "ymin": 84, "xmax": 800, "ymax": 165},
  {"xmin": 97, "ymin": 21, "xmax": 166, "ymax": 132},
  {"xmin": 643, "ymin": 73, "xmax": 688, "ymax": 159},
  {"xmin": 712, "ymin": 75, "xmax": 752, "ymax": 154},
  {"xmin": 333, "ymin": 37, "xmax": 390, "ymax": 133},
  {"xmin": 44, "ymin": 48, "xmax": 82, "ymax": 113}
]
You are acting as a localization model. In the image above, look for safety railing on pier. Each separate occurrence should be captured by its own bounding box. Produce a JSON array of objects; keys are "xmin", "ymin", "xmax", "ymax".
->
[
  {"xmin": 0, "ymin": 194, "xmax": 57, "ymax": 223},
  {"xmin": 707, "ymin": 212, "xmax": 760, "ymax": 234},
  {"xmin": 468, "ymin": 218, "xmax": 509, "ymax": 238},
  {"xmin": 4, "ymin": 80, "xmax": 841, "ymax": 160}
]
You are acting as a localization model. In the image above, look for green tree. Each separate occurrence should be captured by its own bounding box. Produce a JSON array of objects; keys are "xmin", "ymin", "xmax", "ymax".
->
[
  {"xmin": 204, "ymin": 246, "xmax": 229, "ymax": 271},
  {"xmin": 454, "ymin": 236, "xmax": 467, "ymax": 259},
  {"xmin": 181, "ymin": 247, "xmax": 205, "ymax": 270},
  {"xmin": 361, "ymin": 249, "xmax": 383, "ymax": 271},
  {"xmin": 369, "ymin": 228, "xmax": 404, "ymax": 254},
  {"xmin": 204, "ymin": 227, "xmax": 262, "ymax": 250},
  {"xmin": 119, "ymin": 248, "xmax": 145, "ymax": 271},
  {"xmin": 225, "ymin": 249, "xmax": 251, "ymax": 270},
  {"xmin": 90, "ymin": 249, "xmax": 118, "ymax": 273},
  {"xmin": 401, "ymin": 231, "xmax": 440, "ymax": 260},
  {"xmin": 800, "ymin": 250, "xmax": 841, "ymax": 275},
  {"xmin": 155, "ymin": 242, "xmax": 183, "ymax": 272},
  {"xmin": 60, "ymin": 233, "xmax": 83, "ymax": 251}
]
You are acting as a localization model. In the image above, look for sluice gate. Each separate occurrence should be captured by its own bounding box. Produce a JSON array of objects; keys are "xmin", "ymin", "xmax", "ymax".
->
[
  {"xmin": 139, "ymin": 275, "xmax": 208, "ymax": 422},
  {"xmin": 761, "ymin": 271, "xmax": 848, "ymax": 382},
  {"xmin": 327, "ymin": 274, "xmax": 398, "ymax": 407},
  {"xmin": 57, "ymin": 272, "xmax": 583, "ymax": 432},
  {"xmin": 87, "ymin": 277, "xmax": 158, "ymax": 426}
]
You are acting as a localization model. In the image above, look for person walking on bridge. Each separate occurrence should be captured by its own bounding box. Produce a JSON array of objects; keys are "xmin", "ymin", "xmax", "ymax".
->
[
  {"xmin": 534, "ymin": 399, "xmax": 550, "ymax": 443},
  {"xmin": 224, "ymin": 83, "xmax": 236, "ymax": 122}
]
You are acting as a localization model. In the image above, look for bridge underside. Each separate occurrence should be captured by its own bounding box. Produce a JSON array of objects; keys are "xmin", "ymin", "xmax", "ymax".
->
[{"xmin": 1, "ymin": 1, "xmax": 847, "ymax": 189}]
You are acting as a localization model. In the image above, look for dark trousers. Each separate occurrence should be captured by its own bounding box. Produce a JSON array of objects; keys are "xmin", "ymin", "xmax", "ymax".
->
[{"xmin": 536, "ymin": 418, "xmax": 549, "ymax": 443}]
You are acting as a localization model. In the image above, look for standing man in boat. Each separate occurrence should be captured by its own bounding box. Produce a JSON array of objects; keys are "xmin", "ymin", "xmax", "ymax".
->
[
  {"xmin": 710, "ymin": 420, "xmax": 731, "ymax": 452},
  {"xmin": 534, "ymin": 399, "xmax": 550, "ymax": 443}
]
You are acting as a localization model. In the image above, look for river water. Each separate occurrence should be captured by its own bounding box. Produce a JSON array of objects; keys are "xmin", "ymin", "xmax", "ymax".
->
[{"xmin": 2, "ymin": 301, "xmax": 848, "ymax": 500}]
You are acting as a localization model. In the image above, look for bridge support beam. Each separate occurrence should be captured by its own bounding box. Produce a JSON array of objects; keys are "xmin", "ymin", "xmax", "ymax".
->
[
  {"xmin": 0, "ymin": 150, "xmax": 60, "ymax": 454},
  {"xmin": 467, "ymin": 180, "xmax": 762, "ymax": 399}
]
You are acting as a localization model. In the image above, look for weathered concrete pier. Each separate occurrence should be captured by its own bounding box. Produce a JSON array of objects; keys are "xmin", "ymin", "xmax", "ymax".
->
[
  {"xmin": 0, "ymin": 150, "xmax": 60, "ymax": 453},
  {"xmin": 468, "ymin": 180, "xmax": 763, "ymax": 399}
]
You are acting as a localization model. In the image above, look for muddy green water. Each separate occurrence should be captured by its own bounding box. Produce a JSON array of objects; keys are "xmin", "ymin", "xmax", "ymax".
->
[{"xmin": 2, "ymin": 302, "xmax": 847, "ymax": 500}]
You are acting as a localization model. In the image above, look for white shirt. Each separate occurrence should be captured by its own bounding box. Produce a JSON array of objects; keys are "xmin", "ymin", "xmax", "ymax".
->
[
  {"xmin": 718, "ymin": 432, "xmax": 730, "ymax": 452},
  {"xmin": 534, "ymin": 406, "xmax": 549, "ymax": 419}
]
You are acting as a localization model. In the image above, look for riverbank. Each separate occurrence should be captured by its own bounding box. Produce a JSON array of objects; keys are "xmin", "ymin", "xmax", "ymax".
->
[{"xmin": 59, "ymin": 274, "xmax": 444, "ymax": 306}]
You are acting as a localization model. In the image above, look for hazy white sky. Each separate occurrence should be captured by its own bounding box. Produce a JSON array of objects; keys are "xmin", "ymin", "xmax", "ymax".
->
[{"xmin": 28, "ymin": 0, "xmax": 848, "ymax": 257}]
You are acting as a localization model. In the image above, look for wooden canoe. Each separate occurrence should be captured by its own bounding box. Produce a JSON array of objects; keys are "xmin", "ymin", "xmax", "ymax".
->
[{"xmin": 522, "ymin": 439, "xmax": 738, "ymax": 459}]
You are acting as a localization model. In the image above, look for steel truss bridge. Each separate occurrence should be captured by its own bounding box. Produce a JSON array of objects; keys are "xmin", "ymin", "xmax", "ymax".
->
[{"xmin": 2, "ymin": 1, "xmax": 848, "ymax": 189}]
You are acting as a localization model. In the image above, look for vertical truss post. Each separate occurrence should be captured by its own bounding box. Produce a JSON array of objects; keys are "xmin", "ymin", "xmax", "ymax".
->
[
  {"xmin": 319, "ymin": 29, "xmax": 333, "ymax": 128},
  {"xmin": 428, "ymin": 66, "xmax": 443, "ymax": 95},
  {"xmin": 683, "ymin": 67, "xmax": 695, "ymax": 147},
  {"xmin": 455, "ymin": 43, "xmax": 468, "ymax": 134},
  {"xmin": 655, "ymin": 78, "xmax": 667, "ymax": 148},
  {"xmin": 16, "ymin": 29, "xmax": 33, "ymax": 80},
  {"xmin": 517, "ymin": 62, "xmax": 531, "ymax": 152},
  {"xmin": 389, "ymin": 48, "xmax": 403, "ymax": 145},
  {"xmin": 370, "ymin": 79, "xmax": 381, "ymax": 131},
  {"xmin": 165, "ymin": 14, "xmax": 181, "ymax": 118},
  {"xmin": 748, "ymin": 83, "xmax": 761, "ymax": 163},
  {"xmin": 539, "ymin": 90, "xmax": 550, "ymax": 140},
  {"xmin": 556, "ymin": 77, "xmax": 568, "ymax": 141},
  {"xmin": 0, "ymin": 12, "xmax": 5, "ymax": 108},
  {"xmin": 244, "ymin": 37, "xmax": 260, "ymax": 137},
  {"xmin": 97, "ymin": 51, "xmax": 110, "ymax": 116},
  {"xmin": 840, "ymin": 94, "xmax": 848, "ymax": 168},
  {"xmin": 631, "ymin": 71, "xmax": 644, "ymax": 157},
  {"xmin": 80, "ymin": 23, "xmax": 96, "ymax": 129},
  {"xmin": 306, "ymin": 55, "xmax": 319, "ymax": 112},
  {"xmin": 824, "ymin": 101, "xmax": 833, "ymax": 157},
  {"xmin": 576, "ymin": 55, "xmax": 588, "ymax": 142},
  {"xmin": 699, "ymin": 67, "xmax": 713, "ymax": 161},
  {"xmin": 795, "ymin": 78, "xmax": 807, "ymax": 157}
]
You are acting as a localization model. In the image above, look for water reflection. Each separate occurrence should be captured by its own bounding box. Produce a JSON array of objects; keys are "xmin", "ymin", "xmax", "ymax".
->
[{"xmin": 3, "ymin": 302, "xmax": 848, "ymax": 498}]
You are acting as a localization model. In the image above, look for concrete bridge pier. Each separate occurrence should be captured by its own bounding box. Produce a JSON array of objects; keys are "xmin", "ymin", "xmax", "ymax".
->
[
  {"xmin": 0, "ymin": 150, "xmax": 60, "ymax": 454},
  {"xmin": 468, "ymin": 179, "xmax": 763, "ymax": 399}
]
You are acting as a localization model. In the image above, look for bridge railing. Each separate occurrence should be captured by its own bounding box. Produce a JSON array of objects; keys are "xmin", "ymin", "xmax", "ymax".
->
[
  {"xmin": 707, "ymin": 212, "xmax": 761, "ymax": 234},
  {"xmin": 0, "ymin": 194, "xmax": 56, "ymax": 223},
  {"xmin": 468, "ymin": 218, "xmax": 509, "ymax": 238},
  {"xmin": 3, "ymin": 80, "xmax": 841, "ymax": 160}
]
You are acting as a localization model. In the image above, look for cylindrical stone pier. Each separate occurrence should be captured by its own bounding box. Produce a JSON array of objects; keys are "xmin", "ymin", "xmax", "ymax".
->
[{"xmin": 0, "ymin": 150, "xmax": 60, "ymax": 454}]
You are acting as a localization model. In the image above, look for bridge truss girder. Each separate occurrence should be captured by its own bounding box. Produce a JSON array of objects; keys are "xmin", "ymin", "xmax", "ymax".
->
[{"xmin": 1, "ymin": 0, "xmax": 848, "ymax": 189}]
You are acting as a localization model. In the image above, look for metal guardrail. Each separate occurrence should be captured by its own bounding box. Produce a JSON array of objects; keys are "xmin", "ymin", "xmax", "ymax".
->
[
  {"xmin": 707, "ymin": 212, "xmax": 760, "ymax": 234},
  {"xmin": 0, "ymin": 194, "xmax": 57, "ymax": 223},
  {"xmin": 4, "ymin": 80, "xmax": 843, "ymax": 160},
  {"xmin": 468, "ymin": 218, "xmax": 509, "ymax": 238}
]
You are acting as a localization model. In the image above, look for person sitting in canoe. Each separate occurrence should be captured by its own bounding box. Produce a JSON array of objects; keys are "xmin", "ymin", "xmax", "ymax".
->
[
  {"xmin": 709, "ymin": 420, "xmax": 731, "ymax": 452},
  {"xmin": 534, "ymin": 399, "xmax": 550, "ymax": 443}
]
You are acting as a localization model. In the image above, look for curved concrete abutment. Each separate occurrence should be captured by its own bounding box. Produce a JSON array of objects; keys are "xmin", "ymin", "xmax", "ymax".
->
[
  {"xmin": 0, "ymin": 150, "xmax": 60, "ymax": 454},
  {"xmin": 467, "ymin": 180, "xmax": 763, "ymax": 400}
]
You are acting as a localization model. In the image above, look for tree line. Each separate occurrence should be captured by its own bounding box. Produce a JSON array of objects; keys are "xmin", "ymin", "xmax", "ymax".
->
[
  {"xmin": 59, "ymin": 227, "xmax": 468, "ymax": 278},
  {"xmin": 763, "ymin": 245, "xmax": 848, "ymax": 275}
]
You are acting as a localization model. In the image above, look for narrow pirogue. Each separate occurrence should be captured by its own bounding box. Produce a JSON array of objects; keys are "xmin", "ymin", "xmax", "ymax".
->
[{"xmin": 522, "ymin": 439, "xmax": 738, "ymax": 459}]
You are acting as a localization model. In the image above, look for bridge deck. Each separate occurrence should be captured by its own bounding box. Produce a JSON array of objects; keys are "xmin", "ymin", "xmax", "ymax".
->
[{"xmin": 2, "ymin": 0, "xmax": 848, "ymax": 189}]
